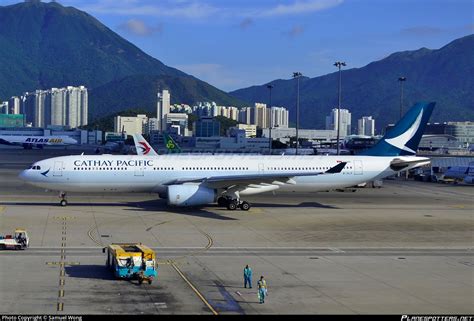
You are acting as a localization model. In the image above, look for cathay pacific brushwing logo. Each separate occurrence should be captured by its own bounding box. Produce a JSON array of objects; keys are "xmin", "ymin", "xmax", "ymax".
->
[
  {"xmin": 41, "ymin": 168, "xmax": 50, "ymax": 177},
  {"xmin": 385, "ymin": 109, "xmax": 423, "ymax": 154}
]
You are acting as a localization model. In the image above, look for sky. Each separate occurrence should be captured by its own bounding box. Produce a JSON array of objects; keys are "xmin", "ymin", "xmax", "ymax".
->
[{"xmin": 2, "ymin": 0, "xmax": 473, "ymax": 91}]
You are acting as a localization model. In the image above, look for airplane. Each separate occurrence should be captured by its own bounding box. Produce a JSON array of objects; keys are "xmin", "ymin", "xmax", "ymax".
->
[
  {"xmin": 133, "ymin": 133, "xmax": 180, "ymax": 156},
  {"xmin": 443, "ymin": 162, "xmax": 474, "ymax": 184},
  {"xmin": 19, "ymin": 102, "xmax": 435, "ymax": 210},
  {"xmin": 0, "ymin": 135, "xmax": 78, "ymax": 149}
]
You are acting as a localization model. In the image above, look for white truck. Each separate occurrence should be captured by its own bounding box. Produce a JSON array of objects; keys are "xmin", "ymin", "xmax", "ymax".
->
[{"xmin": 0, "ymin": 229, "xmax": 29, "ymax": 250}]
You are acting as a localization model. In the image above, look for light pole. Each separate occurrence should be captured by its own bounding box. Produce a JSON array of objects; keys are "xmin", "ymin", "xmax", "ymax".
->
[
  {"xmin": 267, "ymin": 84, "xmax": 274, "ymax": 154},
  {"xmin": 398, "ymin": 76, "xmax": 406, "ymax": 120},
  {"xmin": 333, "ymin": 61, "xmax": 346, "ymax": 155},
  {"xmin": 293, "ymin": 72, "xmax": 302, "ymax": 155}
]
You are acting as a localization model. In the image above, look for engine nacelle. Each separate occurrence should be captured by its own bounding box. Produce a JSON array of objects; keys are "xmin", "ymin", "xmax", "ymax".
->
[
  {"xmin": 167, "ymin": 185, "xmax": 216, "ymax": 207},
  {"xmin": 464, "ymin": 176, "xmax": 474, "ymax": 184}
]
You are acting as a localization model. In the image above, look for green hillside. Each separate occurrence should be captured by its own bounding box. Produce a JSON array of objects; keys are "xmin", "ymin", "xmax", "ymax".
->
[
  {"xmin": 230, "ymin": 35, "xmax": 474, "ymax": 131},
  {"xmin": 0, "ymin": 1, "xmax": 245, "ymax": 121}
]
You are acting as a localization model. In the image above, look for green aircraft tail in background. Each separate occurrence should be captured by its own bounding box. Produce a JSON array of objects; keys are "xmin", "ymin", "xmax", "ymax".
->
[{"xmin": 163, "ymin": 133, "xmax": 182, "ymax": 153}]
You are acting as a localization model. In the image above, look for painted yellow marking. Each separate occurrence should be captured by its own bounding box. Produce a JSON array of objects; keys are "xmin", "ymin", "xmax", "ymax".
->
[
  {"xmin": 61, "ymin": 242, "xmax": 66, "ymax": 247},
  {"xmin": 87, "ymin": 226, "xmax": 104, "ymax": 246},
  {"xmin": 53, "ymin": 216, "xmax": 75, "ymax": 220},
  {"xmin": 61, "ymin": 255, "xmax": 66, "ymax": 260},
  {"xmin": 57, "ymin": 302, "xmax": 63, "ymax": 311},
  {"xmin": 59, "ymin": 289, "xmax": 64, "ymax": 297},
  {"xmin": 62, "ymin": 237, "xmax": 66, "ymax": 241},
  {"xmin": 60, "ymin": 270, "xmax": 65, "ymax": 277},
  {"xmin": 170, "ymin": 260, "xmax": 218, "ymax": 315},
  {"xmin": 451, "ymin": 205, "xmax": 466, "ymax": 209},
  {"xmin": 59, "ymin": 279, "xmax": 65, "ymax": 286},
  {"xmin": 0, "ymin": 206, "xmax": 5, "ymax": 214},
  {"xmin": 62, "ymin": 231, "xmax": 66, "ymax": 235}
]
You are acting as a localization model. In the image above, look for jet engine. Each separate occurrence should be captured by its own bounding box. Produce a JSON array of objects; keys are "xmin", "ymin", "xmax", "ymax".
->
[{"xmin": 167, "ymin": 185, "xmax": 216, "ymax": 206}]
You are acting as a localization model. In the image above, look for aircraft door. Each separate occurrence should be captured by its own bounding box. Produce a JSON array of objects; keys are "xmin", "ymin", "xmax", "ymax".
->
[
  {"xmin": 354, "ymin": 160, "xmax": 363, "ymax": 175},
  {"xmin": 258, "ymin": 163, "xmax": 265, "ymax": 173},
  {"xmin": 53, "ymin": 161, "xmax": 63, "ymax": 177}
]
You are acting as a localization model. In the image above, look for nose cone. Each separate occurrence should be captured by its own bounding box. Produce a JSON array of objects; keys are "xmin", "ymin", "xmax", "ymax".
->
[{"xmin": 18, "ymin": 170, "xmax": 29, "ymax": 181}]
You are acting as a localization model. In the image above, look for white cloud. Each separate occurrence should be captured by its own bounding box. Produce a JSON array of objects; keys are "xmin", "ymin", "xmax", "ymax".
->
[
  {"xmin": 284, "ymin": 25, "xmax": 305, "ymax": 38},
  {"xmin": 259, "ymin": 0, "xmax": 343, "ymax": 17},
  {"xmin": 175, "ymin": 63, "xmax": 247, "ymax": 89},
  {"xmin": 117, "ymin": 19, "xmax": 163, "ymax": 36},
  {"xmin": 79, "ymin": 0, "xmax": 220, "ymax": 19},
  {"xmin": 74, "ymin": 0, "xmax": 343, "ymax": 20}
]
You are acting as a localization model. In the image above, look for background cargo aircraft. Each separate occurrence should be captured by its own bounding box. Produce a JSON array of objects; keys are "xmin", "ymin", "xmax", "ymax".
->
[
  {"xmin": 0, "ymin": 135, "xmax": 78, "ymax": 149},
  {"xmin": 19, "ymin": 102, "xmax": 435, "ymax": 210}
]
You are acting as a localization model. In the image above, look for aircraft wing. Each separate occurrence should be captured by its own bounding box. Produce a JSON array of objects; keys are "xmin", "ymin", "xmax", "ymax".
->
[{"xmin": 164, "ymin": 162, "xmax": 347, "ymax": 188}]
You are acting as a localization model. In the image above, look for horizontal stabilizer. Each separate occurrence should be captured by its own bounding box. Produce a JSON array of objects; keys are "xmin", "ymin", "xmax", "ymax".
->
[
  {"xmin": 390, "ymin": 157, "xmax": 431, "ymax": 171},
  {"xmin": 325, "ymin": 162, "xmax": 347, "ymax": 174}
]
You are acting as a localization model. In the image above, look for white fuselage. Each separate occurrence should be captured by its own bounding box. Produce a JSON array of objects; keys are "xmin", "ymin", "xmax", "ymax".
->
[{"xmin": 19, "ymin": 154, "xmax": 428, "ymax": 194}]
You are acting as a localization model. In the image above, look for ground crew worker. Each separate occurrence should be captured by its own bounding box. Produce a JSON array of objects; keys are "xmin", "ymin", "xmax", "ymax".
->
[
  {"xmin": 243, "ymin": 265, "xmax": 252, "ymax": 288},
  {"xmin": 257, "ymin": 276, "xmax": 267, "ymax": 304}
]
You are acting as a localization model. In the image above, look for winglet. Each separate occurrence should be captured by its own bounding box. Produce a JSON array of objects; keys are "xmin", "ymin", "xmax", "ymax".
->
[
  {"xmin": 325, "ymin": 162, "xmax": 347, "ymax": 174},
  {"xmin": 132, "ymin": 134, "xmax": 158, "ymax": 156}
]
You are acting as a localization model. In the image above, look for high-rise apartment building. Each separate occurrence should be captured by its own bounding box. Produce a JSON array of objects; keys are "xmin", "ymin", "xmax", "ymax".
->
[
  {"xmin": 19, "ymin": 86, "xmax": 88, "ymax": 128},
  {"xmin": 358, "ymin": 116, "xmax": 375, "ymax": 136},
  {"xmin": 267, "ymin": 106, "xmax": 289, "ymax": 128},
  {"xmin": 252, "ymin": 103, "xmax": 267, "ymax": 129},
  {"xmin": 157, "ymin": 89, "xmax": 171, "ymax": 131},
  {"xmin": 238, "ymin": 107, "xmax": 252, "ymax": 125},
  {"xmin": 326, "ymin": 108, "xmax": 352, "ymax": 137},
  {"xmin": 8, "ymin": 96, "xmax": 20, "ymax": 114}
]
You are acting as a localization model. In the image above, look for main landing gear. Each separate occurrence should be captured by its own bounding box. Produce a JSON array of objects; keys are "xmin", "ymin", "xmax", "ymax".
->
[
  {"xmin": 59, "ymin": 192, "xmax": 68, "ymax": 207},
  {"xmin": 217, "ymin": 196, "xmax": 251, "ymax": 211}
]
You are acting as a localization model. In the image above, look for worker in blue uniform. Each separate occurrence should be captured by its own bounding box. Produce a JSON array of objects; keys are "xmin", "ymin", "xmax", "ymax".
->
[{"xmin": 243, "ymin": 265, "xmax": 252, "ymax": 288}]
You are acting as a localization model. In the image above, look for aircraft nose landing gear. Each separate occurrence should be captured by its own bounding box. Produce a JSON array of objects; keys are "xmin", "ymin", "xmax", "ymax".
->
[{"xmin": 59, "ymin": 192, "xmax": 68, "ymax": 207}]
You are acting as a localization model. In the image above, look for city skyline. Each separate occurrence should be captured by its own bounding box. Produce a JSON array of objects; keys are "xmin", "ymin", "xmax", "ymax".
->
[{"xmin": 1, "ymin": 0, "xmax": 471, "ymax": 91}]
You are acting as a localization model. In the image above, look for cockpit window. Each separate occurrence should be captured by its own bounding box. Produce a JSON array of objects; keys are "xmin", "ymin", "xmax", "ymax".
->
[{"xmin": 37, "ymin": 166, "xmax": 41, "ymax": 170}]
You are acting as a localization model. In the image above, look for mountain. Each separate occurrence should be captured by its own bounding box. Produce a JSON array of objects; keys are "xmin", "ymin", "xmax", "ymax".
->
[
  {"xmin": 90, "ymin": 74, "xmax": 243, "ymax": 119},
  {"xmin": 230, "ymin": 35, "xmax": 474, "ymax": 131},
  {"xmin": 0, "ymin": 1, "xmax": 243, "ymax": 119}
]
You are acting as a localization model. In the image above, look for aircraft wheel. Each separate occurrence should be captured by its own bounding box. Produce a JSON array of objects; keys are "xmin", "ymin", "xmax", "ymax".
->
[
  {"xmin": 227, "ymin": 201, "xmax": 237, "ymax": 211},
  {"xmin": 217, "ymin": 197, "xmax": 228, "ymax": 207},
  {"xmin": 240, "ymin": 201, "xmax": 251, "ymax": 211},
  {"xmin": 60, "ymin": 199, "xmax": 68, "ymax": 207}
]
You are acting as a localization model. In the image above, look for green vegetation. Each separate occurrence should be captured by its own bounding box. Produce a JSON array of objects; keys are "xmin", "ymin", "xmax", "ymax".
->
[
  {"xmin": 230, "ymin": 35, "xmax": 474, "ymax": 130},
  {"xmin": 214, "ymin": 115, "xmax": 239, "ymax": 136},
  {"xmin": 80, "ymin": 108, "xmax": 153, "ymax": 132},
  {"xmin": 0, "ymin": 1, "xmax": 248, "ymax": 120}
]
